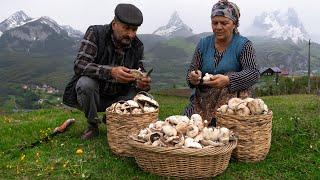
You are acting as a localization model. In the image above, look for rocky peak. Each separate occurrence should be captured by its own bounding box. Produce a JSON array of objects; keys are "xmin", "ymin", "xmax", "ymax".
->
[
  {"xmin": 152, "ymin": 11, "xmax": 193, "ymax": 38},
  {"xmin": 0, "ymin": 10, "xmax": 32, "ymax": 33}
]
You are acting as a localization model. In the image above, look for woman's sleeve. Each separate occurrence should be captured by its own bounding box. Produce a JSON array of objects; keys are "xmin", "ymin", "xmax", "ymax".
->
[
  {"xmin": 186, "ymin": 45, "xmax": 202, "ymax": 88},
  {"xmin": 227, "ymin": 41, "xmax": 260, "ymax": 92}
]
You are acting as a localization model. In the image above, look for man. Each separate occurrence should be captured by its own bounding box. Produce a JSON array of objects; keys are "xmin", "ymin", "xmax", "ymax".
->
[{"xmin": 63, "ymin": 3, "xmax": 151, "ymax": 140}]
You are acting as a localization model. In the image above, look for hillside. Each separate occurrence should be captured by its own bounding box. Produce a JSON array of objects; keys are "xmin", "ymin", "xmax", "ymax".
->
[{"xmin": 0, "ymin": 94, "xmax": 319, "ymax": 179}]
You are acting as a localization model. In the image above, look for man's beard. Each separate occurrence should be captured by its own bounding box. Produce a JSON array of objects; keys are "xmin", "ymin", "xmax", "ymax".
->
[{"xmin": 120, "ymin": 37, "xmax": 132, "ymax": 46}]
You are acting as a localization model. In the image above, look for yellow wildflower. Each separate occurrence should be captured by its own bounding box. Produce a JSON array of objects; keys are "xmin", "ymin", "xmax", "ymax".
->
[
  {"xmin": 20, "ymin": 154, "xmax": 26, "ymax": 161},
  {"xmin": 76, "ymin": 148, "xmax": 83, "ymax": 155}
]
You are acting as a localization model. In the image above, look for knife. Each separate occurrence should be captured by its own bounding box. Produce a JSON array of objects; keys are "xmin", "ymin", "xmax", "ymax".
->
[{"xmin": 146, "ymin": 68, "xmax": 153, "ymax": 77}]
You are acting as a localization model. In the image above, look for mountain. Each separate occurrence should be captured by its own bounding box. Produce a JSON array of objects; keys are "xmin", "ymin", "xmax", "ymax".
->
[
  {"xmin": 61, "ymin": 25, "xmax": 84, "ymax": 39},
  {"xmin": 247, "ymin": 8, "xmax": 309, "ymax": 44},
  {"xmin": 0, "ymin": 11, "xmax": 83, "ymax": 54},
  {"xmin": 152, "ymin": 11, "xmax": 193, "ymax": 38},
  {"xmin": 0, "ymin": 10, "xmax": 32, "ymax": 35}
]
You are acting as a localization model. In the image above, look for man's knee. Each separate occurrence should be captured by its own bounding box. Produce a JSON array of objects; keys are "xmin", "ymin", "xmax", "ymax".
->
[{"xmin": 76, "ymin": 76, "xmax": 98, "ymax": 95}]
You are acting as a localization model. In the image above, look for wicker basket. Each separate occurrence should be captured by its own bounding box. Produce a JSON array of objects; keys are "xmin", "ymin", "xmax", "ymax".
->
[
  {"xmin": 216, "ymin": 111, "xmax": 272, "ymax": 162},
  {"xmin": 106, "ymin": 103, "xmax": 158, "ymax": 157},
  {"xmin": 129, "ymin": 137, "xmax": 237, "ymax": 178}
]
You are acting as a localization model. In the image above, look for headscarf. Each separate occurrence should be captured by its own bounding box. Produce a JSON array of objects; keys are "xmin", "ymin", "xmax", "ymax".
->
[{"xmin": 211, "ymin": 0, "xmax": 240, "ymax": 34}]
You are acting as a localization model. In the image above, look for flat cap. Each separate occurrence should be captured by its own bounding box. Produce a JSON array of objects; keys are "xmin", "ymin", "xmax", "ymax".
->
[{"xmin": 115, "ymin": 4, "xmax": 143, "ymax": 26}]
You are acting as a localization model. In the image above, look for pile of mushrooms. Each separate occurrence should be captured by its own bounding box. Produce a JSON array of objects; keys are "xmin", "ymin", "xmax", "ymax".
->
[
  {"xmin": 109, "ymin": 93, "xmax": 159, "ymax": 114},
  {"xmin": 136, "ymin": 114, "xmax": 235, "ymax": 149},
  {"xmin": 217, "ymin": 97, "xmax": 269, "ymax": 116}
]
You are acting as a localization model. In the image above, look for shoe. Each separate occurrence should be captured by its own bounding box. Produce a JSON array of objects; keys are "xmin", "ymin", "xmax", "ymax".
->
[{"xmin": 81, "ymin": 127, "xmax": 99, "ymax": 140}]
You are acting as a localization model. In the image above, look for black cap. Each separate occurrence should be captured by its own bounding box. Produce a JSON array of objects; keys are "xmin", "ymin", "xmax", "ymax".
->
[{"xmin": 115, "ymin": 4, "xmax": 143, "ymax": 26}]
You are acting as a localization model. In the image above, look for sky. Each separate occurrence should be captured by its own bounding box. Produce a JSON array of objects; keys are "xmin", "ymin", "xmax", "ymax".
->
[{"xmin": 0, "ymin": 0, "xmax": 319, "ymax": 38}]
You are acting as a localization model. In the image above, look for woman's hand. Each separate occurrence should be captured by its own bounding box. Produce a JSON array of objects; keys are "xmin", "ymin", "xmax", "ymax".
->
[
  {"xmin": 188, "ymin": 70, "xmax": 202, "ymax": 85},
  {"xmin": 203, "ymin": 74, "xmax": 230, "ymax": 88}
]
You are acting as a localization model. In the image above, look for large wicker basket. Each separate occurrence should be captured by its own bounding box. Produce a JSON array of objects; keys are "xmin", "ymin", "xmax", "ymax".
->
[
  {"xmin": 129, "ymin": 137, "xmax": 237, "ymax": 178},
  {"xmin": 216, "ymin": 111, "xmax": 272, "ymax": 162},
  {"xmin": 106, "ymin": 106, "xmax": 158, "ymax": 157}
]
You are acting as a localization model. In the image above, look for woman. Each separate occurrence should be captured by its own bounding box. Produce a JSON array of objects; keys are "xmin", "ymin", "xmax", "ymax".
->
[{"xmin": 184, "ymin": 0, "xmax": 260, "ymax": 126}]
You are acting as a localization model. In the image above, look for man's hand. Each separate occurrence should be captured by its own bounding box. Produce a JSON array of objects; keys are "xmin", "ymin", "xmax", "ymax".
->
[
  {"xmin": 136, "ymin": 76, "xmax": 151, "ymax": 90},
  {"xmin": 188, "ymin": 70, "xmax": 202, "ymax": 85},
  {"xmin": 111, "ymin": 66, "xmax": 135, "ymax": 83},
  {"xmin": 203, "ymin": 74, "xmax": 230, "ymax": 88}
]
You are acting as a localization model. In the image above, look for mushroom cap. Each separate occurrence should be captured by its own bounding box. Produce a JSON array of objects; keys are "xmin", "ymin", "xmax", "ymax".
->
[
  {"xmin": 134, "ymin": 93, "xmax": 159, "ymax": 108},
  {"xmin": 130, "ymin": 69, "xmax": 146, "ymax": 79}
]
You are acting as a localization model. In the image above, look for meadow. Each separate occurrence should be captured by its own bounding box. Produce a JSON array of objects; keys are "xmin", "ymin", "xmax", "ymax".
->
[{"xmin": 0, "ymin": 94, "xmax": 319, "ymax": 179}]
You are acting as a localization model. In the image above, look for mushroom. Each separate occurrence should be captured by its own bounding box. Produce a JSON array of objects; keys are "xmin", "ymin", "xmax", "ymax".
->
[
  {"xmin": 228, "ymin": 98, "xmax": 244, "ymax": 110},
  {"xmin": 235, "ymin": 103, "xmax": 251, "ymax": 116},
  {"xmin": 165, "ymin": 115, "xmax": 189, "ymax": 125},
  {"xmin": 130, "ymin": 68, "xmax": 146, "ymax": 80},
  {"xmin": 191, "ymin": 114, "xmax": 204, "ymax": 130},
  {"xmin": 149, "ymin": 132, "xmax": 163, "ymax": 143},
  {"xmin": 175, "ymin": 122, "xmax": 189, "ymax": 134},
  {"xmin": 247, "ymin": 98, "xmax": 267, "ymax": 115},
  {"xmin": 186, "ymin": 125, "xmax": 199, "ymax": 138},
  {"xmin": 202, "ymin": 73, "xmax": 214, "ymax": 83},
  {"xmin": 134, "ymin": 93, "xmax": 159, "ymax": 109},
  {"xmin": 218, "ymin": 127, "xmax": 230, "ymax": 144},
  {"xmin": 217, "ymin": 104, "xmax": 229, "ymax": 114},
  {"xmin": 203, "ymin": 127, "xmax": 220, "ymax": 141},
  {"xmin": 184, "ymin": 137, "xmax": 202, "ymax": 149},
  {"xmin": 162, "ymin": 125, "xmax": 177, "ymax": 137}
]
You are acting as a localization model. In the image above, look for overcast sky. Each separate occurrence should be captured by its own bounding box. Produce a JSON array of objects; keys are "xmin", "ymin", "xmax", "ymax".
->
[{"xmin": 0, "ymin": 0, "xmax": 319, "ymax": 37}]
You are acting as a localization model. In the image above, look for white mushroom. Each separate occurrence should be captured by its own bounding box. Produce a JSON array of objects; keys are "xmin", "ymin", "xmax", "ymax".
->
[
  {"xmin": 184, "ymin": 137, "xmax": 202, "ymax": 149},
  {"xmin": 203, "ymin": 127, "xmax": 220, "ymax": 141},
  {"xmin": 228, "ymin": 98, "xmax": 244, "ymax": 110},
  {"xmin": 186, "ymin": 125, "xmax": 199, "ymax": 138},
  {"xmin": 165, "ymin": 115, "xmax": 189, "ymax": 125},
  {"xmin": 162, "ymin": 125, "xmax": 177, "ymax": 137},
  {"xmin": 235, "ymin": 103, "xmax": 251, "ymax": 116},
  {"xmin": 134, "ymin": 93, "xmax": 159, "ymax": 107},
  {"xmin": 202, "ymin": 73, "xmax": 214, "ymax": 82},
  {"xmin": 191, "ymin": 114, "xmax": 204, "ymax": 130},
  {"xmin": 217, "ymin": 104, "xmax": 229, "ymax": 114},
  {"xmin": 218, "ymin": 127, "xmax": 230, "ymax": 144},
  {"xmin": 175, "ymin": 122, "xmax": 189, "ymax": 134},
  {"xmin": 247, "ymin": 98, "xmax": 267, "ymax": 115},
  {"xmin": 130, "ymin": 68, "xmax": 146, "ymax": 80}
]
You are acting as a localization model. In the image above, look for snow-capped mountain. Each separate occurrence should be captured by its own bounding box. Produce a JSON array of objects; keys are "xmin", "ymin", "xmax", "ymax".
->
[
  {"xmin": 0, "ymin": 10, "xmax": 83, "ymax": 39},
  {"xmin": 153, "ymin": 11, "xmax": 193, "ymax": 38},
  {"xmin": 0, "ymin": 10, "xmax": 32, "ymax": 34},
  {"xmin": 62, "ymin": 25, "xmax": 84, "ymax": 38},
  {"xmin": 247, "ymin": 8, "xmax": 309, "ymax": 44},
  {"xmin": 0, "ymin": 11, "xmax": 83, "ymax": 54}
]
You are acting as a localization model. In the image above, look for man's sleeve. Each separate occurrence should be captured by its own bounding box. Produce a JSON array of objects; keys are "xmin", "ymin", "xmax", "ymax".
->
[{"xmin": 74, "ymin": 26, "xmax": 113, "ymax": 80}]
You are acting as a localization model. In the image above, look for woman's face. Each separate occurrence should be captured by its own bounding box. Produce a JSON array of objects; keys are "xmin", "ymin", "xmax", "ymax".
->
[{"xmin": 211, "ymin": 16, "xmax": 236, "ymax": 42}]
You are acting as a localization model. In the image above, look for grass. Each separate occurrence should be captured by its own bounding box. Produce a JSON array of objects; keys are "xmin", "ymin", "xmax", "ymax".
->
[{"xmin": 0, "ymin": 94, "xmax": 319, "ymax": 179}]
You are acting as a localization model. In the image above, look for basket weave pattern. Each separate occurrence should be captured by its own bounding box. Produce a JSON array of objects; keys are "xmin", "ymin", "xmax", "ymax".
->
[
  {"xmin": 106, "ymin": 109, "xmax": 158, "ymax": 157},
  {"xmin": 216, "ymin": 111, "xmax": 272, "ymax": 162},
  {"xmin": 129, "ymin": 139, "xmax": 237, "ymax": 178}
]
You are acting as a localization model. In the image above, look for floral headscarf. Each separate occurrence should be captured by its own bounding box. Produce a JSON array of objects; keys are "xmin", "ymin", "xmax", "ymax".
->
[{"xmin": 211, "ymin": 0, "xmax": 240, "ymax": 33}]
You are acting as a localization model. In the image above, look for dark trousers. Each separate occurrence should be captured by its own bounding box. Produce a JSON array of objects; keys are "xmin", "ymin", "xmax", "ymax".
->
[{"xmin": 76, "ymin": 76, "xmax": 137, "ymax": 128}]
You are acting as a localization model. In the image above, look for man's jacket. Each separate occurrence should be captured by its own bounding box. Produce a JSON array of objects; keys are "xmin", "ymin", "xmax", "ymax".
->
[{"xmin": 63, "ymin": 24, "xmax": 144, "ymax": 108}]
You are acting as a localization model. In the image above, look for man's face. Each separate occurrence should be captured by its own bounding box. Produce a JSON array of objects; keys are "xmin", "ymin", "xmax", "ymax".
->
[{"xmin": 112, "ymin": 20, "xmax": 138, "ymax": 46}]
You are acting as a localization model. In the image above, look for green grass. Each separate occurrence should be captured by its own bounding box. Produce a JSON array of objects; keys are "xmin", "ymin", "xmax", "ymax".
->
[{"xmin": 0, "ymin": 94, "xmax": 319, "ymax": 179}]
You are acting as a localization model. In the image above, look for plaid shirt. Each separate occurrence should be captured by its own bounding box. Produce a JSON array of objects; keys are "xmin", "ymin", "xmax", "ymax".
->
[
  {"xmin": 74, "ymin": 27, "xmax": 136, "ymax": 81},
  {"xmin": 73, "ymin": 25, "xmax": 145, "ymax": 96}
]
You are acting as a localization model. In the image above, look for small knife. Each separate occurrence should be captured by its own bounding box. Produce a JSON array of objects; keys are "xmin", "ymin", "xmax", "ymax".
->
[{"xmin": 146, "ymin": 68, "xmax": 153, "ymax": 76}]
